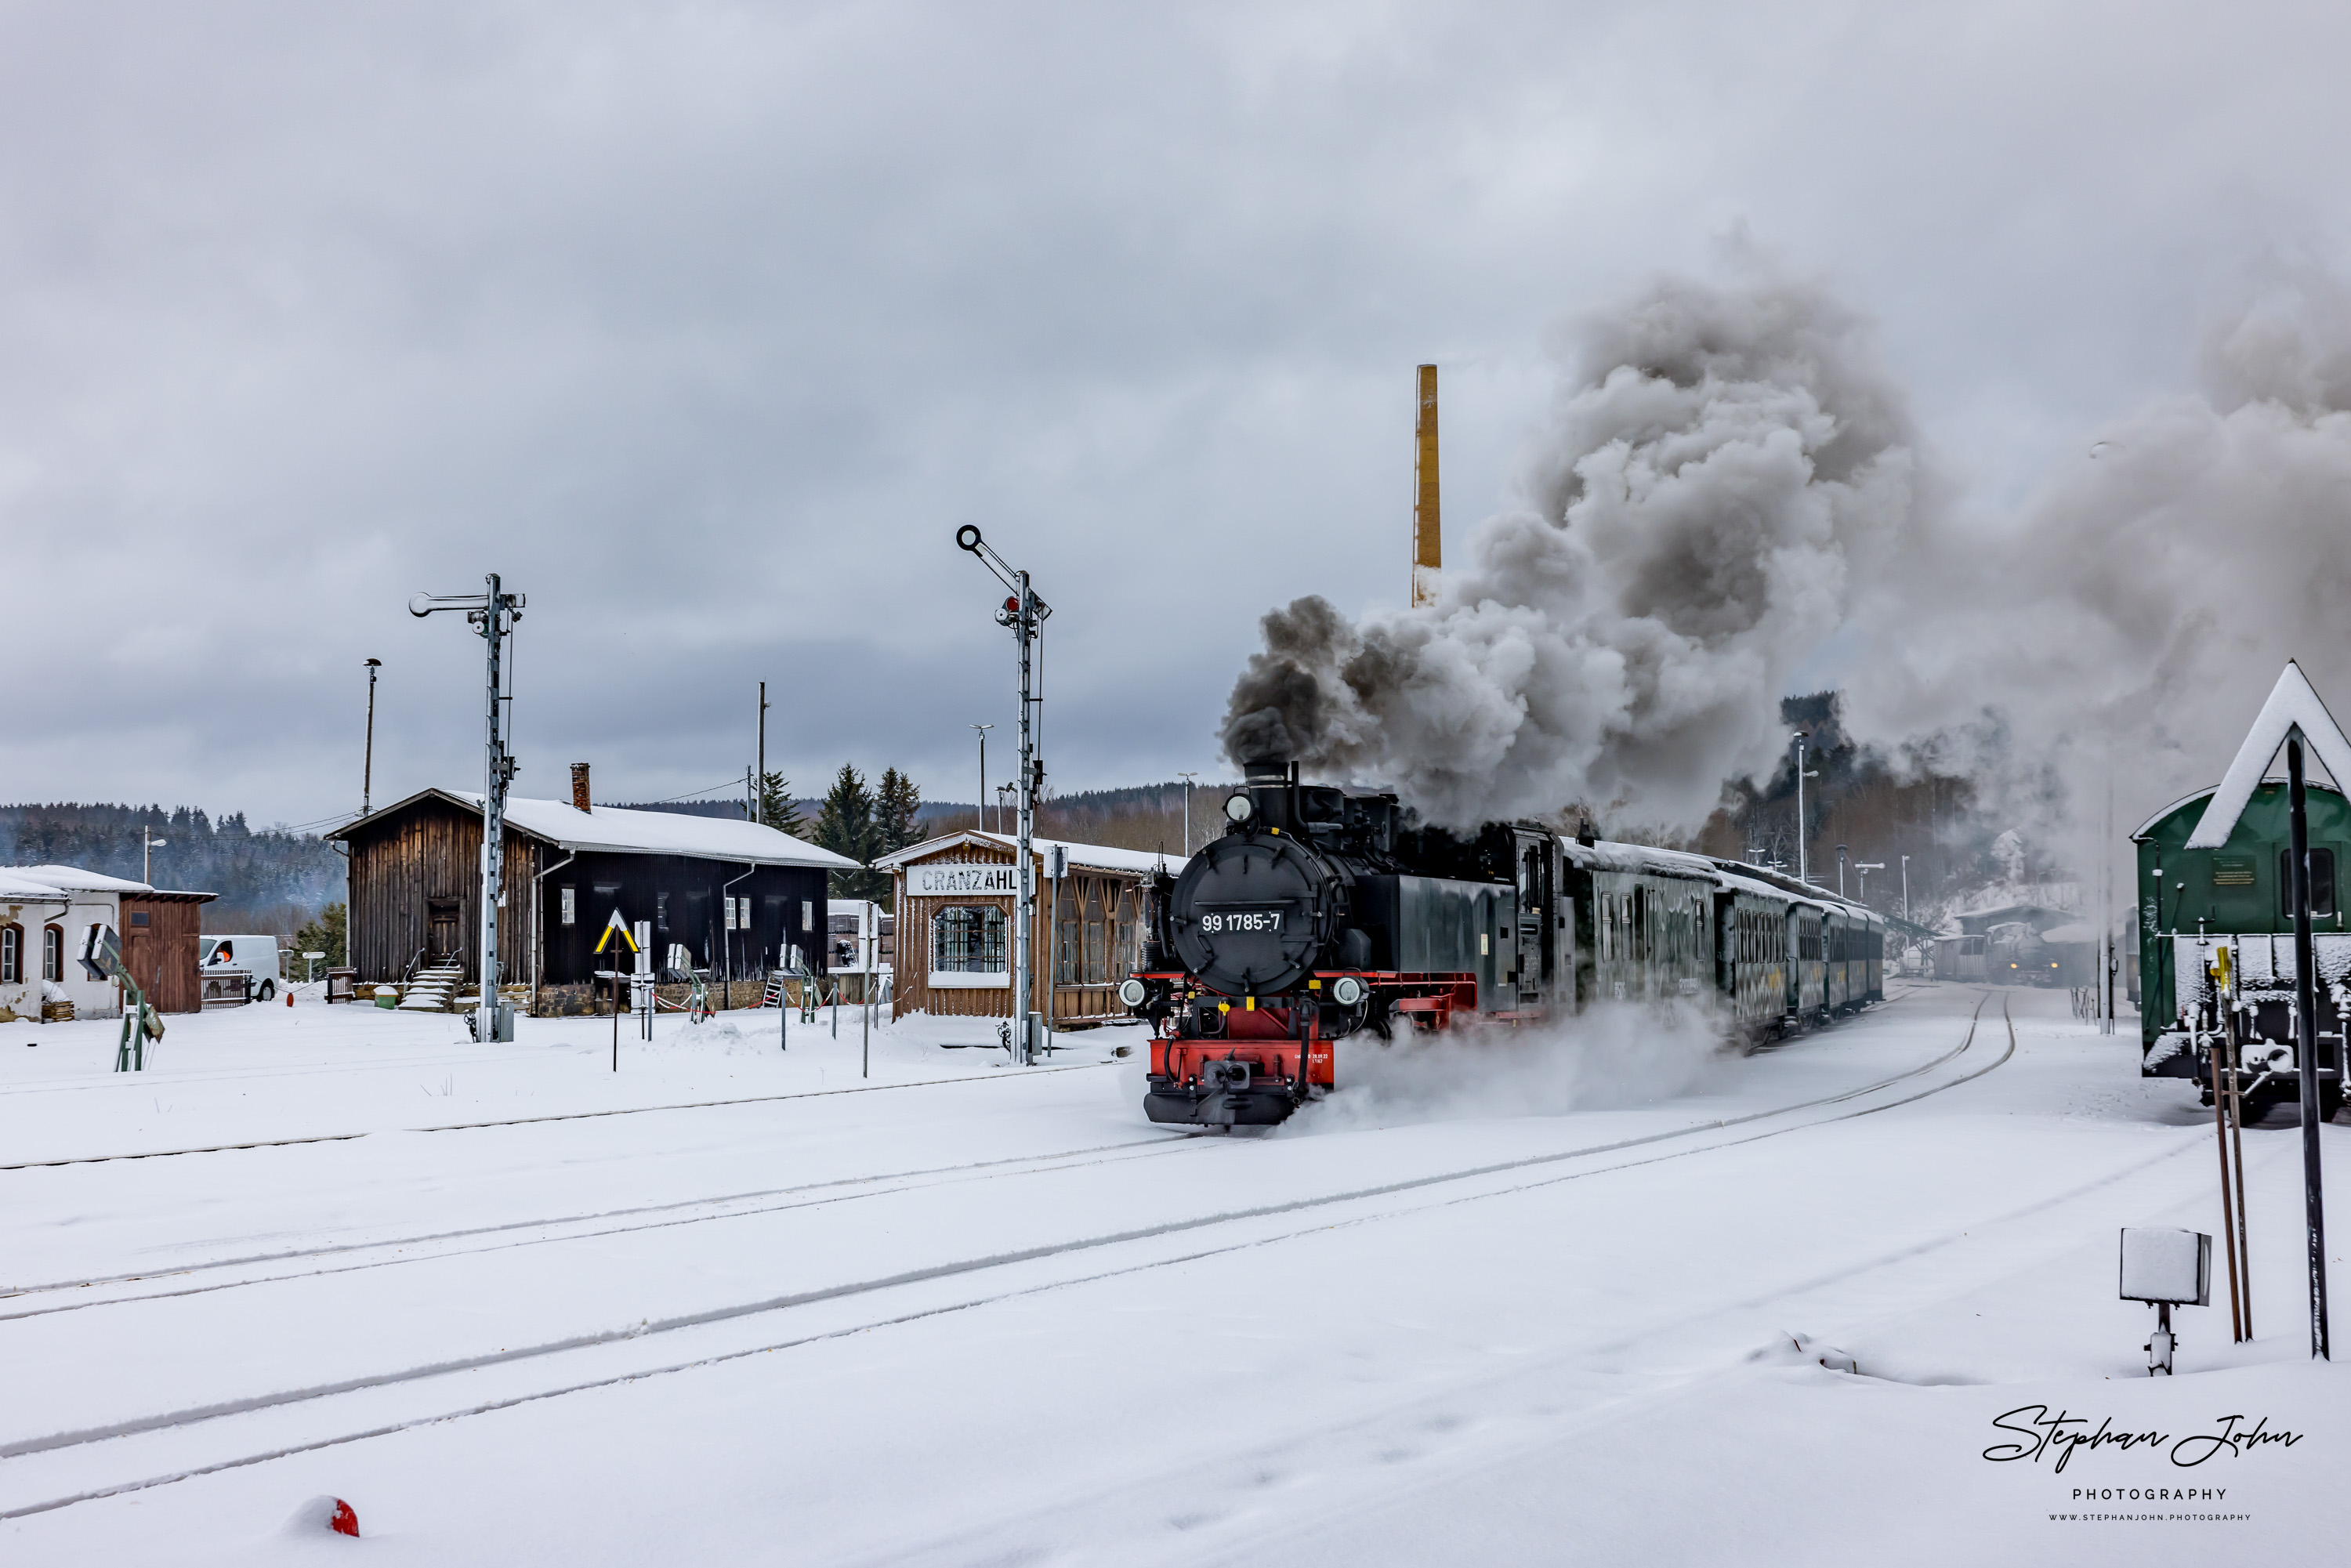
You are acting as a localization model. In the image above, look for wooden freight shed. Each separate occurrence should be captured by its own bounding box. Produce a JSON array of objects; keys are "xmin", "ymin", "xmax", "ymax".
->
[
  {"xmin": 120, "ymin": 889, "xmax": 216, "ymax": 1013},
  {"xmin": 332, "ymin": 766, "xmax": 863, "ymax": 999},
  {"xmin": 877, "ymin": 831, "xmax": 1185, "ymax": 1027}
]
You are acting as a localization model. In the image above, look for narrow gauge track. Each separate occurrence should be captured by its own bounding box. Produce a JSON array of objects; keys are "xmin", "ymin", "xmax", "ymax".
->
[
  {"xmin": 0, "ymin": 1059, "xmax": 1121, "ymax": 1171},
  {"xmin": 0, "ymin": 993, "xmax": 2009, "ymax": 1520}
]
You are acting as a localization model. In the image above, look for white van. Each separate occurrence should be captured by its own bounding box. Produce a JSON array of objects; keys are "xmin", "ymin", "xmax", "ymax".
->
[{"xmin": 200, "ymin": 934, "xmax": 284, "ymax": 1002}]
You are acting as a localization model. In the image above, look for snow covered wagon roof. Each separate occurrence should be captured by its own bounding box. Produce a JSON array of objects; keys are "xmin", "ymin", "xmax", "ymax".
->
[
  {"xmin": 874, "ymin": 830, "xmax": 1186, "ymax": 878},
  {"xmin": 2186, "ymin": 661, "xmax": 2351, "ymax": 849},
  {"xmin": 334, "ymin": 788, "xmax": 864, "ymax": 871}
]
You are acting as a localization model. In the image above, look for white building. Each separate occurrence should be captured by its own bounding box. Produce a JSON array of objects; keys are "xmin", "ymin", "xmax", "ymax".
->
[{"xmin": 0, "ymin": 865, "xmax": 160, "ymax": 1023}]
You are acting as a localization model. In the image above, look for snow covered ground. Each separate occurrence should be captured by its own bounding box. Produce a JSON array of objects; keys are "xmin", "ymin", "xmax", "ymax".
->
[{"xmin": 0, "ymin": 983, "xmax": 2340, "ymax": 1564}]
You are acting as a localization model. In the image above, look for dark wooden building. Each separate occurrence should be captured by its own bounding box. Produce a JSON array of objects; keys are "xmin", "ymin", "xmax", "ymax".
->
[
  {"xmin": 121, "ymin": 890, "xmax": 217, "ymax": 1014},
  {"xmin": 331, "ymin": 771, "xmax": 862, "ymax": 994}
]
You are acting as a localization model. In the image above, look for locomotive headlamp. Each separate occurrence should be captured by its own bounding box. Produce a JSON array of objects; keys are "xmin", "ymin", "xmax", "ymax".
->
[
  {"xmin": 1225, "ymin": 793, "xmax": 1254, "ymax": 823},
  {"xmin": 1118, "ymin": 977, "xmax": 1148, "ymax": 1009},
  {"xmin": 1331, "ymin": 975, "xmax": 1364, "ymax": 1006}
]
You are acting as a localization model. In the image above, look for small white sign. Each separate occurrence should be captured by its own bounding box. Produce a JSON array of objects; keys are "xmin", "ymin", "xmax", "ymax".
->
[{"xmin": 911, "ymin": 862, "xmax": 1016, "ymax": 897}]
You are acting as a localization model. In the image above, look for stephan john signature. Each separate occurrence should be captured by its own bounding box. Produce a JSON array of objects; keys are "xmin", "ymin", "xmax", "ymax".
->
[{"xmin": 1983, "ymin": 1407, "xmax": 2303, "ymax": 1472}]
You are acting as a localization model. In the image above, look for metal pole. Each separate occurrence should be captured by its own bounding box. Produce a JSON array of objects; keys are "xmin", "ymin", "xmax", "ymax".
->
[
  {"xmin": 1014, "ymin": 567, "xmax": 1037, "ymax": 1065},
  {"xmin": 478, "ymin": 577, "xmax": 516, "ymax": 1044},
  {"xmin": 1836, "ymin": 844, "xmax": 1847, "ymax": 899},
  {"xmin": 1793, "ymin": 733, "xmax": 1808, "ymax": 886},
  {"xmin": 757, "ymin": 681, "xmax": 769, "ymax": 822},
  {"xmin": 2230, "ymin": 996, "xmax": 2252, "ymax": 1335},
  {"xmin": 1178, "ymin": 772, "xmax": 1197, "ymax": 856},
  {"xmin": 972, "ymin": 724, "xmax": 992, "ymax": 835},
  {"xmin": 2287, "ymin": 734, "xmax": 2331, "ymax": 1360},
  {"xmin": 363, "ymin": 657, "xmax": 381, "ymax": 816},
  {"xmin": 1900, "ymin": 854, "xmax": 1909, "ymax": 924}
]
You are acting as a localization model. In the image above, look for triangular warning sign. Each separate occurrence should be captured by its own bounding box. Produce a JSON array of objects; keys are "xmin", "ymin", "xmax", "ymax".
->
[
  {"xmin": 2186, "ymin": 661, "xmax": 2351, "ymax": 848},
  {"xmin": 594, "ymin": 907, "xmax": 638, "ymax": 954}
]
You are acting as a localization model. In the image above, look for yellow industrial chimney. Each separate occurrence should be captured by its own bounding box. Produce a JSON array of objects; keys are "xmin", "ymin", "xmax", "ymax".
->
[{"xmin": 1412, "ymin": 364, "xmax": 1440, "ymax": 606}]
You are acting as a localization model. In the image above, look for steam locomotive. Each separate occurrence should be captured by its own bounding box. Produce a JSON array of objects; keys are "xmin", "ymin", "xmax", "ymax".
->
[{"xmin": 1120, "ymin": 760, "xmax": 1888, "ymax": 1127}]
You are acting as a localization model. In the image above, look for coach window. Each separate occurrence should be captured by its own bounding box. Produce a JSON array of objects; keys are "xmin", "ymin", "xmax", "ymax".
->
[
  {"xmin": 932, "ymin": 905, "xmax": 1007, "ymax": 981},
  {"xmin": 2280, "ymin": 849, "xmax": 2337, "ymax": 918},
  {"xmin": 43, "ymin": 925, "xmax": 65, "ymax": 983}
]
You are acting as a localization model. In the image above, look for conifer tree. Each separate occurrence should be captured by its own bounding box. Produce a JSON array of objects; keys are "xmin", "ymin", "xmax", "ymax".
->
[
  {"xmin": 875, "ymin": 767, "xmax": 923, "ymax": 856},
  {"xmin": 756, "ymin": 770, "xmax": 803, "ymax": 838},
  {"xmin": 814, "ymin": 764, "xmax": 889, "ymax": 903}
]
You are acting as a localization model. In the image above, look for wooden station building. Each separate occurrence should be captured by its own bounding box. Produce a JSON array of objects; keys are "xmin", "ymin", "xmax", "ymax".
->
[
  {"xmin": 331, "ymin": 765, "xmax": 863, "ymax": 995},
  {"xmin": 876, "ymin": 831, "xmax": 1184, "ymax": 1027}
]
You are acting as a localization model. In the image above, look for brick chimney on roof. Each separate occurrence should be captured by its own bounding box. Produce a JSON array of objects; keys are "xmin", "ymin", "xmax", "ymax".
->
[{"xmin": 571, "ymin": 763, "xmax": 592, "ymax": 813}]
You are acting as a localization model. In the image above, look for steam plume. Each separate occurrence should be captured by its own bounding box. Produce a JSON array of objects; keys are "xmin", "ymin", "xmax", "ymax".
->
[{"xmin": 1223, "ymin": 259, "xmax": 2351, "ymax": 852}]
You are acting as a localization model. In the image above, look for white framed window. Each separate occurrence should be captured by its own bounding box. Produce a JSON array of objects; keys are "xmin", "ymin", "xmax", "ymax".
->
[
  {"xmin": 560, "ymin": 886, "xmax": 576, "ymax": 926},
  {"xmin": 930, "ymin": 905, "xmax": 1007, "ymax": 987},
  {"xmin": 802, "ymin": 900, "xmax": 814, "ymax": 931}
]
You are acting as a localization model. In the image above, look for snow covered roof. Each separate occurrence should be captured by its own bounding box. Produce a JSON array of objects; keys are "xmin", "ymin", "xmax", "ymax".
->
[
  {"xmin": 874, "ymin": 830, "xmax": 1186, "ymax": 878},
  {"xmin": 2, "ymin": 864, "xmax": 152, "ymax": 896},
  {"xmin": 335, "ymin": 789, "xmax": 864, "ymax": 871},
  {"xmin": 2186, "ymin": 661, "xmax": 2351, "ymax": 849}
]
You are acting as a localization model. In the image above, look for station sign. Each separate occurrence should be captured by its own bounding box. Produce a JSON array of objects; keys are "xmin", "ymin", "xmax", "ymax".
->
[{"xmin": 911, "ymin": 863, "xmax": 1016, "ymax": 896}]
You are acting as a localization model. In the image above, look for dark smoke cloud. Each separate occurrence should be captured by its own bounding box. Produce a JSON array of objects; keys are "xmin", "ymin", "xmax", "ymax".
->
[{"xmin": 1222, "ymin": 264, "xmax": 1920, "ymax": 827}]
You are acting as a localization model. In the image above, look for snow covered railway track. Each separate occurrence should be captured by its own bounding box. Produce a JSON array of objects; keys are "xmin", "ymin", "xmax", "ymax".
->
[
  {"xmin": 0, "ymin": 995, "xmax": 2016, "ymax": 1522},
  {"xmin": 0, "ymin": 1059, "xmax": 1120, "ymax": 1171},
  {"xmin": 0, "ymin": 1131, "xmax": 1208, "ymax": 1314}
]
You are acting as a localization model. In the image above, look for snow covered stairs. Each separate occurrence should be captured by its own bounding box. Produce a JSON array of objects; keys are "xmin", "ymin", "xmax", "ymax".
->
[{"xmin": 397, "ymin": 965, "xmax": 465, "ymax": 1012}]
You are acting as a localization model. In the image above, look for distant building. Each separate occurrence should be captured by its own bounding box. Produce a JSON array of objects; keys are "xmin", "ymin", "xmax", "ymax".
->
[
  {"xmin": 0, "ymin": 865, "xmax": 216, "ymax": 1019},
  {"xmin": 331, "ymin": 766, "xmax": 863, "ymax": 994},
  {"xmin": 876, "ymin": 831, "xmax": 1183, "ymax": 1028}
]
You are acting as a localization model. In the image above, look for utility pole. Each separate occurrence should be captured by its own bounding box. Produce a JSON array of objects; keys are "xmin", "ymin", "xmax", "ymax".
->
[
  {"xmin": 411, "ymin": 575, "xmax": 524, "ymax": 1044},
  {"xmin": 971, "ymin": 723, "xmax": 993, "ymax": 835},
  {"xmin": 757, "ymin": 681, "xmax": 770, "ymax": 824},
  {"xmin": 1837, "ymin": 844, "xmax": 1849, "ymax": 898},
  {"xmin": 1177, "ymin": 772, "xmax": 1198, "ymax": 856},
  {"xmin": 956, "ymin": 527, "xmax": 1049, "ymax": 1064},
  {"xmin": 362, "ymin": 657, "xmax": 382, "ymax": 816},
  {"xmin": 1900, "ymin": 854, "xmax": 1911, "ymax": 924}
]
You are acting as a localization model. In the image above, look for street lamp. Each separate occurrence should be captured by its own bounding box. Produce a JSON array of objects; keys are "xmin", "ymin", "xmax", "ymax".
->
[
  {"xmin": 1837, "ymin": 843, "xmax": 1849, "ymax": 898},
  {"xmin": 1856, "ymin": 861, "xmax": 1885, "ymax": 904},
  {"xmin": 1900, "ymin": 854, "xmax": 1911, "ymax": 923},
  {"xmin": 1177, "ymin": 772, "xmax": 1198, "ymax": 856},
  {"xmin": 143, "ymin": 833, "xmax": 167, "ymax": 887}
]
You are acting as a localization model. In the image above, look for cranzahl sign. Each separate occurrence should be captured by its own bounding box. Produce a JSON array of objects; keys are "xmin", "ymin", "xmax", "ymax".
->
[{"xmin": 911, "ymin": 863, "xmax": 1015, "ymax": 896}]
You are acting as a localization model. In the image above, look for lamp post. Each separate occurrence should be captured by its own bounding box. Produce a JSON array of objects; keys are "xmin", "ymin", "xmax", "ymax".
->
[
  {"xmin": 1856, "ymin": 861, "xmax": 1884, "ymax": 904},
  {"xmin": 1177, "ymin": 772, "xmax": 1198, "ymax": 856},
  {"xmin": 970, "ymin": 723, "xmax": 993, "ymax": 834},
  {"xmin": 1837, "ymin": 844, "xmax": 1849, "ymax": 898},
  {"xmin": 1900, "ymin": 854, "xmax": 1911, "ymax": 923},
  {"xmin": 143, "ymin": 833, "xmax": 166, "ymax": 887},
  {"xmin": 362, "ymin": 657, "xmax": 382, "ymax": 815}
]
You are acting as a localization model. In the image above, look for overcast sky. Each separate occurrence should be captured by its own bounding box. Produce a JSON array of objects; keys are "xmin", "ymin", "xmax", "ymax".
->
[{"xmin": 5, "ymin": 0, "xmax": 2347, "ymax": 827}]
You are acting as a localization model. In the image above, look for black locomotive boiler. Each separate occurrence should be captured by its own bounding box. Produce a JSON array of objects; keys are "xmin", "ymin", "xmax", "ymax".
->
[{"xmin": 1121, "ymin": 761, "xmax": 1887, "ymax": 1127}]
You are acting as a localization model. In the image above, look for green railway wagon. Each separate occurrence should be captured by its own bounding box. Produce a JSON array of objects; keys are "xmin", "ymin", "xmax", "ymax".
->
[{"xmin": 2132, "ymin": 780, "xmax": 2350, "ymax": 1119}]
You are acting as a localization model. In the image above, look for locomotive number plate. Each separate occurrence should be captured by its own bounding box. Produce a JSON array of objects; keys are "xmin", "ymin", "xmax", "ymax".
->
[{"xmin": 1198, "ymin": 910, "xmax": 1284, "ymax": 934}]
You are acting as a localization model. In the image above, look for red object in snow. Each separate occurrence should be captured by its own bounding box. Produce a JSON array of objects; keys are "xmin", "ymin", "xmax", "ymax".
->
[
  {"xmin": 286, "ymin": 989, "xmax": 295, "ymax": 1008},
  {"xmin": 329, "ymin": 1499, "xmax": 359, "ymax": 1537}
]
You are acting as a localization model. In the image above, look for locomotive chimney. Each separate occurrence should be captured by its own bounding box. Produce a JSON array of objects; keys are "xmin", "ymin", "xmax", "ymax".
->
[
  {"xmin": 571, "ymin": 762, "xmax": 592, "ymax": 813},
  {"xmin": 1412, "ymin": 363, "xmax": 1440, "ymax": 607}
]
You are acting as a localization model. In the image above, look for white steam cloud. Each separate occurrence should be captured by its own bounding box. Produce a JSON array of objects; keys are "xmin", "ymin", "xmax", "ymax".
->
[
  {"xmin": 1223, "ymin": 256, "xmax": 2351, "ymax": 852},
  {"xmin": 1281, "ymin": 1001, "xmax": 1726, "ymax": 1135}
]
